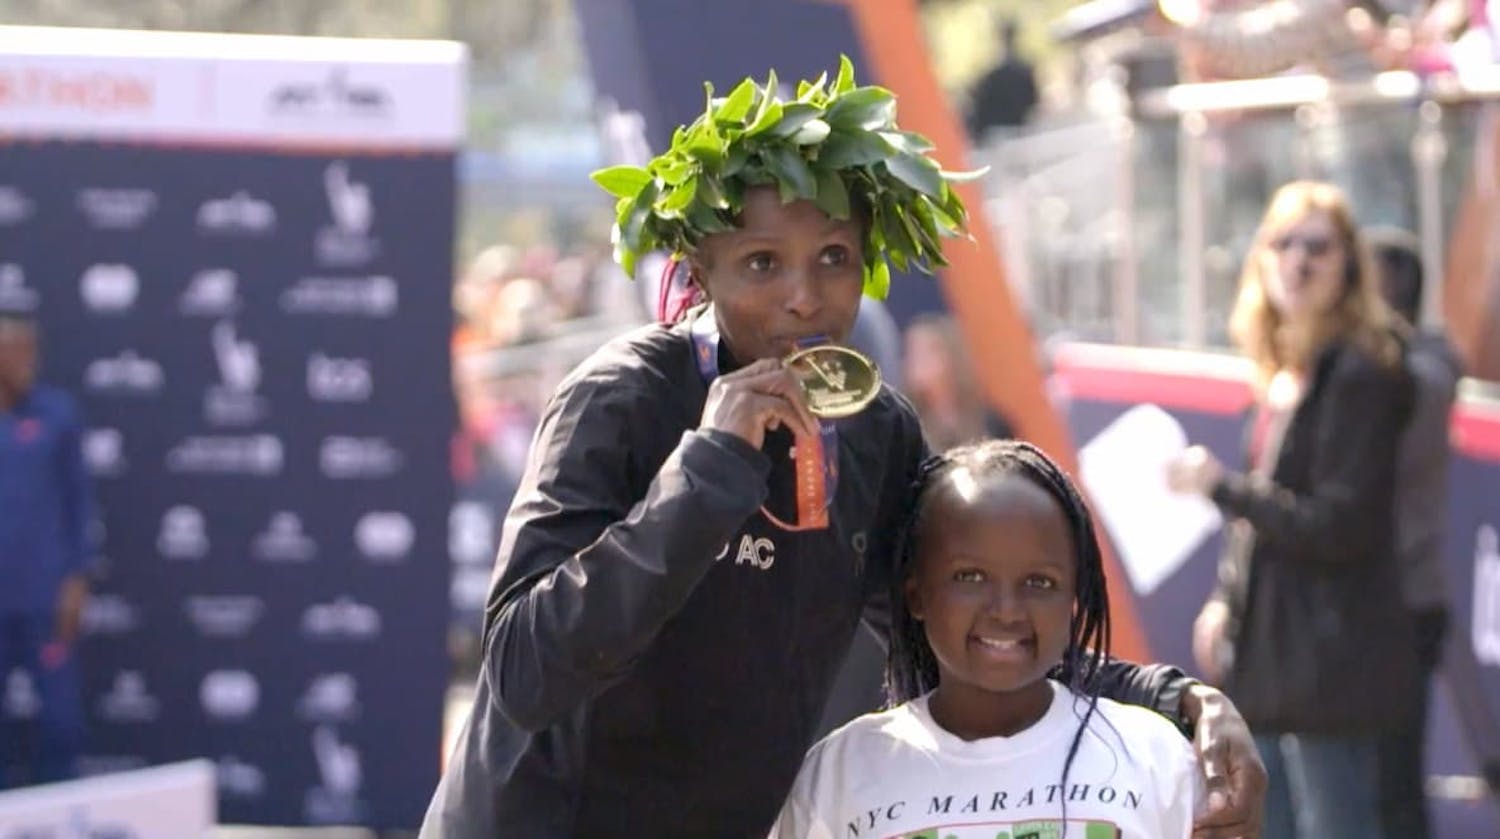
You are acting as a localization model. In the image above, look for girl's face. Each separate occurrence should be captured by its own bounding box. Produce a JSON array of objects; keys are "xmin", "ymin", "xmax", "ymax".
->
[
  {"xmin": 905, "ymin": 470, "xmax": 1076, "ymax": 736},
  {"xmin": 1259, "ymin": 209, "xmax": 1347, "ymax": 325}
]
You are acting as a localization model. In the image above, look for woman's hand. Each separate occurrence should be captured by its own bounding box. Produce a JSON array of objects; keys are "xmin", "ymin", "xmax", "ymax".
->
[
  {"xmin": 1167, "ymin": 445, "xmax": 1225, "ymax": 497},
  {"xmin": 1183, "ymin": 683, "xmax": 1267, "ymax": 838},
  {"xmin": 700, "ymin": 358, "xmax": 819, "ymax": 449}
]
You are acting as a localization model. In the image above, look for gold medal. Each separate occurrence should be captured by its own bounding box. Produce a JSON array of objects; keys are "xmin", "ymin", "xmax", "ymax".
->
[{"xmin": 785, "ymin": 344, "xmax": 882, "ymax": 419}]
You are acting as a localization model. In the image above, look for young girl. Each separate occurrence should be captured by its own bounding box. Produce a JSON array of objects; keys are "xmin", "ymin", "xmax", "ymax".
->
[{"xmin": 772, "ymin": 440, "xmax": 1199, "ymax": 838}]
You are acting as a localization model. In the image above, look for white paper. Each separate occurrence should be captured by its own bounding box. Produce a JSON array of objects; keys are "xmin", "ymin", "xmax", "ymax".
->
[{"xmin": 1078, "ymin": 404, "xmax": 1223, "ymax": 596}]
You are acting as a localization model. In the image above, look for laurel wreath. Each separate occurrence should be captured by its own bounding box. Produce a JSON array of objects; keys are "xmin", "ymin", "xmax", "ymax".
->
[{"xmin": 590, "ymin": 55, "xmax": 985, "ymax": 299}]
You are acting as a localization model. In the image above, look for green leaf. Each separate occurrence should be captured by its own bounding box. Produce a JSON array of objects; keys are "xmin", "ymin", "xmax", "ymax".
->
[
  {"xmin": 763, "ymin": 144, "xmax": 816, "ymax": 201},
  {"xmin": 940, "ymin": 165, "xmax": 990, "ymax": 183},
  {"xmin": 621, "ymin": 180, "xmax": 659, "ymax": 248},
  {"xmin": 865, "ymin": 257, "xmax": 891, "ymax": 300},
  {"xmin": 812, "ymin": 168, "xmax": 850, "ymax": 220},
  {"xmin": 833, "ymin": 54, "xmax": 856, "ymax": 95},
  {"xmin": 724, "ymin": 146, "xmax": 750, "ymax": 177},
  {"xmin": 591, "ymin": 165, "xmax": 653, "ymax": 199},
  {"xmin": 717, "ymin": 78, "xmax": 756, "ymax": 124},
  {"xmin": 651, "ymin": 155, "xmax": 695, "ymax": 186},
  {"xmin": 684, "ymin": 127, "xmax": 724, "ymax": 167},
  {"xmin": 816, "ymin": 131, "xmax": 895, "ymax": 169},
  {"xmin": 885, "ymin": 152, "xmax": 944, "ymax": 200},
  {"xmin": 790, "ymin": 118, "xmax": 830, "ymax": 146},
  {"xmin": 826, "ymin": 86, "xmax": 896, "ymax": 131},
  {"xmin": 660, "ymin": 176, "xmax": 697, "ymax": 214},
  {"xmin": 796, "ymin": 72, "xmax": 827, "ymax": 103},
  {"xmin": 768, "ymin": 103, "xmax": 822, "ymax": 139},
  {"xmin": 695, "ymin": 171, "xmax": 729, "ymax": 210},
  {"xmin": 746, "ymin": 98, "xmax": 784, "ymax": 137}
]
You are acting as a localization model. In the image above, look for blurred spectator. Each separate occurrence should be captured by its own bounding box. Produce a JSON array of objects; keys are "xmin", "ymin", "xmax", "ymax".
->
[
  {"xmin": 965, "ymin": 15, "xmax": 1039, "ymax": 140},
  {"xmin": 1168, "ymin": 181, "xmax": 1418, "ymax": 839},
  {"xmin": 1366, "ymin": 226, "xmax": 1459, "ymax": 839},
  {"xmin": 0, "ymin": 307, "xmax": 93, "ymax": 788},
  {"xmin": 902, "ymin": 313, "xmax": 1015, "ymax": 449},
  {"xmin": 846, "ymin": 296, "xmax": 904, "ymax": 392},
  {"xmin": 1362, "ymin": 0, "xmax": 1500, "ymax": 75}
]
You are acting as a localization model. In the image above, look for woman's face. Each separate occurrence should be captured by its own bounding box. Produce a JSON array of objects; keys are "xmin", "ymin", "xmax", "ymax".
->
[
  {"xmin": 903, "ymin": 325, "xmax": 954, "ymax": 399},
  {"xmin": 1259, "ymin": 209, "xmax": 1347, "ymax": 324}
]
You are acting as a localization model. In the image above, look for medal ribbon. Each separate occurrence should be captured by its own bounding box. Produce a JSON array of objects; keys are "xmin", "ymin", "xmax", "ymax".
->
[{"xmin": 690, "ymin": 309, "xmax": 837, "ymax": 531}]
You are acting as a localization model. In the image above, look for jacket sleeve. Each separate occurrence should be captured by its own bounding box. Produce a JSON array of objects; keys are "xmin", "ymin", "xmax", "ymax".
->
[
  {"xmin": 1209, "ymin": 351, "xmax": 1410, "ymax": 565},
  {"xmin": 1092, "ymin": 659, "xmax": 1195, "ymax": 732},
  {"xmin": 482, "ymin": 371, "xmax": 769, "ymax": 731}
]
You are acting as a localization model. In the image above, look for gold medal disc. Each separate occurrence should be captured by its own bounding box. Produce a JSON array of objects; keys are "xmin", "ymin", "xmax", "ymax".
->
[{"xmin": 785, "ymin": 344, "xmax": 882, "ymax": 419}]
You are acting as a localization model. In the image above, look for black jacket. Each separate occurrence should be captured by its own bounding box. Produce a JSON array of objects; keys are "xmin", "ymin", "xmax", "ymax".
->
[
  {"xmin": 1212, "ymin": 337, "xmax": 1419, "ymax": 735},
  {"xmin": 421, "ymin": 318, "xmax": 1192, "ymax": 838}
]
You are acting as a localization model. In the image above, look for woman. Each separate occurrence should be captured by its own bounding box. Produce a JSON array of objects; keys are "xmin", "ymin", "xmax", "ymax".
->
[
  {"xmin": 1170, "ymin": 180, "xmax": 1419, "ymax": 839},
  {"xmin": 422, "ymin": 60, "xmax": 1266, "ymax": 839}
]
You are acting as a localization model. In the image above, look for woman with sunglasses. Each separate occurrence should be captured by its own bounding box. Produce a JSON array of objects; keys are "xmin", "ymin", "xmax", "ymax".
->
[{"xmin": 1169, "ymin": 180, "xmax": 1420, "ymax": 839}]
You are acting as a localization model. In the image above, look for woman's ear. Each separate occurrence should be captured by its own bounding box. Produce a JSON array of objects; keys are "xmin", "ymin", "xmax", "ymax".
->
[
  {"xmin": 686, "ymin": 258, "xmax": 710, "ymax": 301},
  {"xmin": 904, "ymin": 576, "xmax": 925, "ymax": 622}
]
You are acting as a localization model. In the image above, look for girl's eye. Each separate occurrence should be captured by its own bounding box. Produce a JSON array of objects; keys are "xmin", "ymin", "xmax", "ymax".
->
[
  {"xmin": 953, "ymin": 569, "xmax": 984, "ymax": 583},
  {"xmin": 1026, "ymin": 575, "xmax": 1058, "ymax": 590},
  {"xmin": 819, "ymin": 245, "xmax": 850, "ymax": 266},
  {"xmin": 746, "ymin": 253, "xmax": 775, "ymax": 273}
]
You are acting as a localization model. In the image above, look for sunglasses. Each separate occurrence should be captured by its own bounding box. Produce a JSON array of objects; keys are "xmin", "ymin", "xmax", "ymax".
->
[{"xmin": 1269, "ymin": 234, "xmax": 1336, "ymax": 258}]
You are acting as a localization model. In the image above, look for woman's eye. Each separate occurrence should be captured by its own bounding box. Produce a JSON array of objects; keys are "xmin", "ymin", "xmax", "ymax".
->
[
  {"xmin": 1026, "ymin": 575, "xmax": 1058, "ymax": 590},
  {"xmin": 745, "ymin": 253, "xmax": 775, "ymax": 272},
  {"xmin": 819, "ymin": 245, "xmax": 850, "ymax": 266},
  {"xmin": 953, "ymin": 569, "xmax": 984, "ymax": 583}
]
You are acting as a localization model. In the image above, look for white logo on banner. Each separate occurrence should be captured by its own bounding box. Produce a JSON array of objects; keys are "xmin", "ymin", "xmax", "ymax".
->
[
  {"xmin": 4, "ymin": 670, "xmax": 40, "ymax": 720},
  {"xmin": 80, "ymin": 263, "xmax": 140, "ymax": 313},
  {"xmin": 355, "ymin": 511, "xmax": 414, "ymax": 562},
  {"xmin": 315, "ymin": 162, "xmax": 380, "ymax": 266},
  {"xmin": 180, "ymin": 269, "xmax": 241, "ymax": 316},
  {"xmin": 307, "ymin": 353, "xmax": 373, "ymax": 402},
  {"xmin": 185, "ymin": 595, "xmax": 265, "ymax": 638},
  {"xmin": 280, "ymin": 276, "xmax": 397, "ymax": 317},
  {"xmin": 196, "ymin": 190, "xmax": 277, "ymax": 235},
  {"xmin": 0, "ymin": 263, "xmax": 38, "ymax": 311},
  {"xmin": 83, "ymin": 427, "xmax": 126, "ymax": 477},
  {"xmin": 77, "ymin": 187, "xmax": 158, "ymax": 229},
  {"xmin": 205, "ymin": 320, "xmax": 267, "ymax": 426},
  {"xmin": 298, "ymin": 673, "xmax": 361, "ymax": 723},
  {"xmin": 320, "ymin": 436, "xmax": 403, "ymax": 479},
  {"xmin": 99, "ymin": 671, "xmax": 161, "ymax": 723},
  {"xmin": 0, "ymin": 186, "xmax": 35, "ymax": 226},
  {"xmin": 82, "ymin": 594, "xmax": 140, "ymax": 637},
  {"xmin": 166, "ymin": 435, "xmax": 283, "ymax": 476},
  {"xmin": 218, "ymin": 755, "xmax": 268, "ymax": 799},
  {"xmin": 449, "ymin": 501, "xmax": 494, "ymax": 565},
  {"xmin": 305, "ymin": 726, "xmax": 366, "ymax": 824},
  {"xmin": 157, "ymin": 505, "xmax": 209, "ymax": 559},
  {"xmin": 301, "ymin": 597, "xmax": 381, "ymax": 641},
  {"xmin": 270, "ymin": 67, "xmax": 391, "ymax": 118},
  {"xmin": 1474, "ymin": 524, "xmax": 1500, "ymax": 666},
  {"xmin": 85, "ymin": 350, "xmax": 164, "ymax": 395},
  {"xmin": 251, "ymin": 512, "xmax": 318, "ymax": 563},
  {"xmin": 200, "ymin": 670, "xmax": 260, "ymax": 720}
]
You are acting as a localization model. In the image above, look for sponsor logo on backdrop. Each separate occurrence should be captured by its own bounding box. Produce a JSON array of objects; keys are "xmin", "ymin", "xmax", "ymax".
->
[
  {"xmin": 0, "ymin": 263, "xmax": 38, "ymax": 311},
  {"xmin": 315, "ymin": 162, "xmax": 380, "ymax": 266},
  {"xmin": 185, "ymin": 595, "xmax": 265, "ymax": 638},
  {"xmin": 301, "ymin": 597, "xmax": 381, "ymax": 641},
  {"xmin": 1475, "ymin": 524, "xmax": 1500, "ymax": 666},
  {"xmin": 98, "ymin": 670, "xmax": 161, "ymax": 723},
  {"xmin": 79, "ymin": 263, "xmax": 139, "ymax": 313},
  {"xmin": 298, "ymin": 673, "xmax": 361, "ymax": 723},
  {"xmin": 84, "ymin": 350, "xmax": 163, "ymax": 395},
  {"xmin": 307, "ymin": 353, "xmax": 373, "ymax": 402},
  {"xmin": 83, "ymin": 427, "xmax": 126, "ymax": 477},
  {"xmin": 200, "ymin": 670, "xmax": 260, "ymax": 720},
  {"xmin": 270, "ymin": 67, "xmax": 391, "ymax": 118},
  {"xmin": 280, "ymin": 275, "xmax": 397, "ymax": 317},
  {"xmin": 196, "ymin": 190, "xmax": 277, "ymax": 235},
  {"xmin": 355, "ymin": 511, "xmax": 413, "ymax": 562},
  {"xmin": 180, "ymin": 268, "xmax": 242, "ymax": 316},
  {"xmin": 305, "ymin": 726, "xmax": 366, "ymax": 824},
  {"xmin": 205, "ymin": 321, "xmax": 267, "ymax": 426},
  {"xmin": 4, "ymin": 670, "xmax": 39, "ymax": 720},
  {"xmin": 320, "ymin": 436, "xmax": 402, "ymax": 480},
  {"xmin": 252, "ymin": 512, "xmax": 317, "ymax": 563},
  {"xmin": 166, "ymin": 435, "xmax": 283, "ymax": 476},
  {"xmin": 450, "ymin": 501, "xmax": 494, "ymax": 565},
  {"xmin": 82, "ymin": 593, "xmax": 140, "ymax": 637},
  {"xmin": 0, "ymin": 186, "xmax": 35, "ymax": 226},
  {"xmin": 76, "ymin": 187, "xmax": 157, "ymax": 229},
  {"xmin": 218, "ymin": 755, "xmax": 268, "ymax": 799},
  {"xmin": 158, "ymin": 505, "xmax": 209, "ymax": 559}
]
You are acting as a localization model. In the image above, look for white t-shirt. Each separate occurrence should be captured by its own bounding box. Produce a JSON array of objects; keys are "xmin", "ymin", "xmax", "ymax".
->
[{"xmin": 770, "ymin": 679, "xmax": 1200, "ymax": 839}]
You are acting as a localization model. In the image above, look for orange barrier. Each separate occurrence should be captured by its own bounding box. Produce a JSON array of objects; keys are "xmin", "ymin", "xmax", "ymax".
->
[{"xmin": 830, "ymin": 0, "xmax": 1152, "ymax": 664}]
